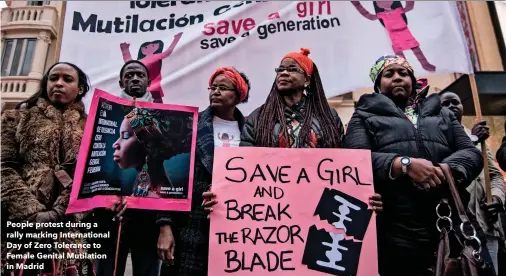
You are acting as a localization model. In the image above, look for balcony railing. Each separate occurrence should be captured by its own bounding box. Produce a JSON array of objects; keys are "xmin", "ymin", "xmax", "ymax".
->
[
  {"xmin": 1, "ymin": 76, "xmax": 39, "ymax": 103},
  {"xmin": 1, "ymin": 6, "xmax": 59, "ymax": 37},
  {"xmin": 1, "ymin": 77, "xmax": 29, "ymax": 93}
]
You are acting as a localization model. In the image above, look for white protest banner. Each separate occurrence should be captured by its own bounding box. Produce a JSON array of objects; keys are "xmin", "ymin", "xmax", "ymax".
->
[{"xmin": 59, "ymin": 1, "xmax": 472, "ymax": 114}]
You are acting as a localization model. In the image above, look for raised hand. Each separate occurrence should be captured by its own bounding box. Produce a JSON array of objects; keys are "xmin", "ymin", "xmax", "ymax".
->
[{"xmin": 120, "ymin": 42, "xmax": 130, "ymax": 50}]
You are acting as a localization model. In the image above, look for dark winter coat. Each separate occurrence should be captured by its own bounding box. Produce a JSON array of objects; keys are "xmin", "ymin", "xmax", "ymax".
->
[
  {"xmin": 1, "ymin": 98, "xmax": 91, "ymax": 275},
  {"xmin": 162, "ymin": 106, "xmax": 245, "ymax": 276},
  {"xmin": 344, "ymin": 92, "xmax": 483, "ymax": 271}
]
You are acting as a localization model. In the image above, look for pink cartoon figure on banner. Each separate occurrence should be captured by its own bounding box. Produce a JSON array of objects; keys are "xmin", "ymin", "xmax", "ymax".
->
[
  {"xmin": 351, "ymin": 1, "xmax": 436, "ymax": 72},
  {"xmin": 120, "ymin": 32, "xmax": 183, "ymax": 103}
]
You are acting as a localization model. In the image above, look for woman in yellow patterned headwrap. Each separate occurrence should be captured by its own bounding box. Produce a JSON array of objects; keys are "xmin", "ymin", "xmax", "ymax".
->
[{"xmin": 345, "ymin": 54, "xmax": 485, "ymax": 275}]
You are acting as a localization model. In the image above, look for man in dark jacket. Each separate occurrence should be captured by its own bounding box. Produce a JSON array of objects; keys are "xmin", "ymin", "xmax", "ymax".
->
[
  {"xmin": 345, "ymin": 55, "xmax": 484, "ymax": 275},
  {"xmin": 92, "ymin": 60, "xmax": 174, "ymax": 276},
  {"xmin": 441, "ymin": 91, "xmax": 504, "ymax": 274}
]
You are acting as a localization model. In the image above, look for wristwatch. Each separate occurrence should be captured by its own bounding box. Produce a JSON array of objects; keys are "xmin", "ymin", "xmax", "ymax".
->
[
  {"xmin": 400, "ymin": 156, "xmax": 411, "ymax": 175},
  {"xmin": 470, "ymin": 134, "xmax": 479, "ymax": 145}
]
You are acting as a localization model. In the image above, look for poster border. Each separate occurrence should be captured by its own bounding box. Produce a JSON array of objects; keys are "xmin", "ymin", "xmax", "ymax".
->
[{"xmin": 67, "ymin": 88, "xmax": 199, "ymax": 213}]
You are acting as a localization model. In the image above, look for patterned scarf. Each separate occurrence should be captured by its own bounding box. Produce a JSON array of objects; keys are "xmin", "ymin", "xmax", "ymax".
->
[{"xmin": 278, "ymin": 97, "xmax": 317, "ymax": 148}]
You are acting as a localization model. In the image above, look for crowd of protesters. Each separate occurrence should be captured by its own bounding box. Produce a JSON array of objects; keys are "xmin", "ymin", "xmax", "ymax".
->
[{"xmin": 2, "ymin": 49, "xmax": 505, "ymax": 276}]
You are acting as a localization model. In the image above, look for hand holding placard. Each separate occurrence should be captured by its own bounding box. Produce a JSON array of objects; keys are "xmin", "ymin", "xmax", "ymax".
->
[
  {"xmin": 109, "ymin": 198, "xmax": 127, "ymax": 221},
  {"xmin": 202, "ymin": 191, "xmax": 217, "ymax": 219},
  {"xmin": 369, "ymin": 194, "xmax": 383, "ymax": 212}
]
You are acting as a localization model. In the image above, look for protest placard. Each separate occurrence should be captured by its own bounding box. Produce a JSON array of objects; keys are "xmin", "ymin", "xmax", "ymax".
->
[
  {"xmin": 66, "ymin": 89, "xmax": 198, "ymax": 213},
  {"xmin": 209, "ymin": 147, "xmax": 377, "ymax": 275}
]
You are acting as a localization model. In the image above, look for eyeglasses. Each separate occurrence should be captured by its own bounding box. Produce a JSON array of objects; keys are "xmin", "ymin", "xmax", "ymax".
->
[
  {"xmin": 208, "ymin": 86, "xmax": 234, "ymax": 92},
  {"xmin": 274, "ymin": 67, "xmax": 305, "ymax": 74}
]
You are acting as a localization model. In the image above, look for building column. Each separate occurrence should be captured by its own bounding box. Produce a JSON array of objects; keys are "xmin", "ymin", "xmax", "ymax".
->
[
  {"xmin": 0, "ymin": 31, "xmax": 5, "ymax": 61},
  {"xmin": 466, "ymin": 1, "xmax": 504, "ymax": 71},
  {"xmin": 1, "ymin": 31, "xmax": 6, "ymax": 97},
  {"xmin": 26, "ymin": 31, "xmax": 52, "ymax": 92}
]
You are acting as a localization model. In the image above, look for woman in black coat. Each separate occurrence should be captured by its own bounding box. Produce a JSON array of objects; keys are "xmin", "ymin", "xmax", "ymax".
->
[{"xmin": 344, "ymin": 55, "xmax": 483, "ymax": 275}]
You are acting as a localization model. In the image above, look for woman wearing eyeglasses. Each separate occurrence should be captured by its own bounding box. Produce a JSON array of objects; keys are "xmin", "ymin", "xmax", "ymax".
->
[
  {"xmin": 161, "ymin": 66, "xmax": 250, "ymax": 276},
  {"xmin": 240, "ymin": 48, "xmax": 344, "ymax": 148}
]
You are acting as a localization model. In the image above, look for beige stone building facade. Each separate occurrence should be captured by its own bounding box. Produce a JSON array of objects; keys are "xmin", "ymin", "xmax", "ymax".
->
[
  {"xmin": 1, "ymin": 0, "xmax": 63, "ymax": 109},
  {"xmin": 1, "ymin": 2, "xmax": 505, "ymax": 154},
  {"xmin": 461, "ymin": 1, "xmax": 505, "ymax": 158}
]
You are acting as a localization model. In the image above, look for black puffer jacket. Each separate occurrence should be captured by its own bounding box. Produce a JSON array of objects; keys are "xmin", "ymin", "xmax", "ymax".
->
[
  {"xmin": 344, "ymin": 93, "xmax": 483, "ymax": 253},
  {"xmin": 241, "ymin": 98, "xmax": 344, "ymax": 147}
]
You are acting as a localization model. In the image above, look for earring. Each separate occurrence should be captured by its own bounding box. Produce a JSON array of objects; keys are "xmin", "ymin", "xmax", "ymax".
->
[
  {"xmin": 304, "ymin": 84, "xmax": 310, "ymax": 96},
  {"xmin": 133, "ymin": 156, "xmax": 151, "ymax": 197}
]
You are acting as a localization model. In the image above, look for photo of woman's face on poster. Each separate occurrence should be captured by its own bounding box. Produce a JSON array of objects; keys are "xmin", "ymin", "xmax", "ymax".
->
[
  {"xmin": 77, "ymin": 98, "xmax": 193, "ymax": 200},
  {"xmin": 113, "ymin": 119, "xmax": 146, "ymax": 170}
]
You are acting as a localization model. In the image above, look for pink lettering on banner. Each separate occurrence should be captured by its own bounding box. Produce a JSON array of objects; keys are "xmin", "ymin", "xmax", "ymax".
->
[
  {"xmin": 268, "ymin": 12, "xmax": 280, "ymax": 20},
  {"xmin": 203, "ymin": 18, "xmax": 257, "ymax": 36},
  {"xmin": 297, "ymin": 1, "xmax": 332, "ymax": 18},
  {"xmin": 209, "ymin": 147, "xmax": 378, "ymax": 275}
]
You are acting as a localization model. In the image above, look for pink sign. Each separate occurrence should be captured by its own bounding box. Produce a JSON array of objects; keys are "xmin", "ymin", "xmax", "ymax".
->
[
  {"xmin": 209, "ymin": 147, "xmax": 377, "ymax": 275},
  {"xmin": 67, "ymin": 89, "xmax": 198, "ymax": 213}
]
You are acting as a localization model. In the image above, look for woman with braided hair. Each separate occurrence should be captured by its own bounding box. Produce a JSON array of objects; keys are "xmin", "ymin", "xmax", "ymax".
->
[
  {"xmin": 240, "ymin": 48, "xmax": 344, "ymax": 148},
  {"xmin": 203, "ymin": 48, "xmax": 384, "ymax": 227}
]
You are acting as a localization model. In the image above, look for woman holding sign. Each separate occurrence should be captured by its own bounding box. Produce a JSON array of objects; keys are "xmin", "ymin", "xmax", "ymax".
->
[
  {"xmin": 1, "ymin": 62, "xmax": 93, "ymax": 275},
  {"xmin": 235, "ymin": 48, "xmax": 382, "ymax": 207},
  {"xmin": 161, "ymin": 67, "xmax": 250, "ymax": 276},
  {"xmin": 344, "ymin": 55, "xmax": 484, "ymax": 275}
]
